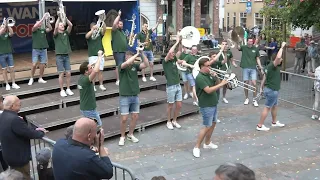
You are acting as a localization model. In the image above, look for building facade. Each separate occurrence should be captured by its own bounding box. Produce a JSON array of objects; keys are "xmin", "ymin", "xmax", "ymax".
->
[{"xmin": 223, "ymin": 0, "xmax": 265, "ymax": 31}]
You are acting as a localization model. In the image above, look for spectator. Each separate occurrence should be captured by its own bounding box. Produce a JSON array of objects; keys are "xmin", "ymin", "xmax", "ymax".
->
[
  {"xmin": 293, "ymin": 38, "xmax": 307, "ymax": 74},
  {"xmin": 309, "ymin": 66, "xmax": 320, "ymax": 120},
  {"xmin": 52, "ymin": 118, "xmax": 113, "ymax": 180},
  {"xmin": 151, "ymin": 176, "xmax": 166, "ymax": 180},
  {"xmin": 214, "ymin": 163, "xmax": 256, "ymax": 180},
  {"xmin": 307, "ymin": 40, "xmax": 318, "ymax": 73},
  {"xmin": 209, "ymin": 34, "xmax": 219, "ymax": 48},
  {"xmin": 65, "ymin": 125, "xmax": 74, "ymax": 139},
  {"xmin": 0, "ymin": 95, "xmax": 8, "ymax": 173},
  {"xmin": 266, "ymin": 37, "xmax": 278, "ymax": 62},
  {"xmin": 36, "ymin": 148, "xmax": 54, "ymax": 180},
  {"xmin": 0, "ymin": 95, "xmax": 47, "ymax": 180},
  {"xmin": 0, "ymin": 169, "xmax": 24, "ymax": 180}
]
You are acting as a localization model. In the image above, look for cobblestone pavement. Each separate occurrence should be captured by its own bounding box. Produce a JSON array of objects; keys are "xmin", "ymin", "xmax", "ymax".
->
[{"xmin": 104, "ymin": 88, "xmax": 320, "ymax": 180}]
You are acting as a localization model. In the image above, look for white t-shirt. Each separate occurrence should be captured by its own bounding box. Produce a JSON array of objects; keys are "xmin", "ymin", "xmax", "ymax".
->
[{"xmin": 314, "ymin": 66, "xmax": 320, "ymax": 91}]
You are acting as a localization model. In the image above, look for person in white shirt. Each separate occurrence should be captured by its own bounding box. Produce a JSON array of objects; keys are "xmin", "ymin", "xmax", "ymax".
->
[{"xmin": 309, "ymin": 66, "xmax": 320, "ymax": 120}]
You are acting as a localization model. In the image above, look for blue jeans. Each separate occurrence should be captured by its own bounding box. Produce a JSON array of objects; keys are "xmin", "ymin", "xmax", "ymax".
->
[
  {"xmin": 32, "ymin": 49, "xmax": 47, "ymax": 64},
  {"xmin": 242, "ymin": 68, "xmax": 257, "ymax": 81},
  {"xmin": 119, "ymin": 96, "xmax": 140, "ymax": 115},
  {"xmin": 80, "ymin": 109, "xmax": 102, "ymax": 126},
  {"xmin": 0, "ymin": 53, "xmax": 14, "ymax": 69},
  {"xmin": 166, "ymin": 84, "xmax": 183, "ymax": 103},
  {"xmin": 199, "ymin": 106, "xmax": 218, "ymax": 127},
  {"xmin": 186, "ymin": 73, "xmax": 195, "ymax": 86},
  {"xmin": 264, "ymin": 87, "xmax": 278, "ymax": 108},
  {"xmin": 56, "ymin": 55, "xmax": 71, "ymax": 73},
  {"xmin": 180, "ymin": 71, "xmax": 188, "ymax": 82},
  {"xmin": 143, "ymin": 50, "xmax": 154, "ymax": 62},
  {"xmin": 113, "ymin": 52, "xmax": 125, "ymax": 66},
  {"xmin": 211, "ymin": 40, "xmax": 218, "ymax": 47}
]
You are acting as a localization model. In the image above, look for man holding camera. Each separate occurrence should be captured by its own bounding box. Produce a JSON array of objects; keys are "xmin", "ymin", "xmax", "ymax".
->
[{"xmin": 78, "ymin": 50, "xmax": 104, "ymax": 126}]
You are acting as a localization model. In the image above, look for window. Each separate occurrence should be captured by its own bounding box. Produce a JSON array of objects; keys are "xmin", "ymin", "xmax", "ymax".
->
[
  {"xmin": 239, "ymin": 12, "xmax": 247, "ymax": 27},
  {"xmin": 240, "ymin": 12, "xmax": 247, "ymax": 18},
  {"xmin": 227, "ymin": 0, "xmax": 230, "ymax": 3},
  {"xmin": 227, "ymin": 12, "xmax": 230, "ymax": 17},
  {"xmin": 254, "ymin": 13, "xmax": 264, "ymax": 28},
  {"xmin": 233, "ymin": 0, "xmax": 236, "ymax": 3},
  {"xmin": 233, "ymin": 12, "xmax": 236, "ymax": 17},
  {"xmin": 239, "ymin": 0, "xmax": 247, "ymax": 2},
  {"xmin": 254, "ymin": 13, "xmax": 263, "ymax": 18}
]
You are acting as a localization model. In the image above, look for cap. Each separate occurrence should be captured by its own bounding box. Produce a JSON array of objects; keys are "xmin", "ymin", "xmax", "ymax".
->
[{"xmin": 36, "ymin": 147, "xmax": 52, "ymax": 164}]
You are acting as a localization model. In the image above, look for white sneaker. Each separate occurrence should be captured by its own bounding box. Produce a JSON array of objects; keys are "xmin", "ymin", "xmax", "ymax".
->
[
  {"xmin": 115, "ymin": 80, "xmax": 119, "ymax": 86},
  {"xmin": 5, "ymin": 84, "xmax": 10, "ymax": 91},
  {"xmin": 256, "ymin": 124, "xmax": 270, "ymax": 131},
  {"xmin": 244, "ymin": 98, "xmax": 249, "ymax": 105},
  {"xmin": 217, "ymin": 119, "xmax": 221, "ymax": 123},
  {"xmin": 183, "ymin": 93, "xmax": 188, "ymax": 100},
  {"xmin": 189, "ymin": 93, "xmax": 193, "ymax": 98},
  {"xmin": 60, "ymin": 90, "xmax": 67, "ymax": 97},
  {"xmin": 38, "ymin": 78, "xmax": 47, "ymax": 84},
  {"xmin": 253, "ymin": 100, "xmax": 259, "ymax": 107},
  {"xmin": 28, "ymin": 78, "xmax": 34, "ymax": 85},
  {"xmin": 66, "ymin": 88, "xmax": 74, "ymax": 96},
  {"xmin": 193, "ymin": 101, "xmax": 198, "ymax": 106},
  {"xmin": 119, "ymin": 137, "xmax": 125, "ymax": 146},
  {"xmin": 150, "ymin": 76, "xmax": 156, "ymax": 81},
  {"xmin": 271, "ymin": 121, "xmax": 285, "ymax": 127},
  {"xmin": 167, "ymin": 121, "xmax": 174, "ymax": 130},
  {"xmin": 222, "ymin": 98, "xmax": 228, "ymax": 104},
  {"xmin": 193, "ymin": 147, "xmax": 200, "ymax": 158},
  {"xmin": 127, "ymin": 134, "xmax": 139, "ymax": 143},
  {"xmin": 99, "ymin": 85, "xmax": 106, "ymax": 91},
  {"xmin": 203, "ymin": 142, "xmax": 218, "ymax": 149},
  {"xmin": 311, "ymin": 115, "xmax": 319, "ymax": 120},
  {"xmin": 12, "ymin": 83, "xmax": 20, "ymax": 89},
  {"xmin": 142, "ymin": 77, "xmax": 147, "ymax": 82},
  {"xmin": 172, "ymin": 121, "xmax": 181, "ymax": 128}
]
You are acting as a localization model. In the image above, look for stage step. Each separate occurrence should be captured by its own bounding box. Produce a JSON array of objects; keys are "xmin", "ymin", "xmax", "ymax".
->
[
  {"xmin": 45, "ymin": 102, "xmax": 199, "ymax": 141},
  {"xmin": 19, "ymin": 75, "xmax": 167, "ymax": 115},
  {"xmin": 2, "ymin": 64, "xmax": 164, "ymax": 98},
  {"xmin": 26, "ymin": 89, "xmax": 167, "ymax": 129}
]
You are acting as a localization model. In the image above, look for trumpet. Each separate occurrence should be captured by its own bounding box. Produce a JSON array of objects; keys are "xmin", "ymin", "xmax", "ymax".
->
[
  {"xmin": 192, "ymin": 56, "xmax": 256, "ymax": 92},
  {"xmin": 92, "ymin": 10, "xmax": 106, "ymax": 40},
  {"xmin": 54, "ymin": 0, "xmax": 67, "ymax": 26},
  {"xmin": 2, "ymin": 17, "xmax": 15, "ymax": 27},
  {"xmin": 44, "ymin": 12, "xmax": 55, "ymax": 24},
  {"xmin": 128, "ymin": 14, "xmax": 137, "ymax": 47}
]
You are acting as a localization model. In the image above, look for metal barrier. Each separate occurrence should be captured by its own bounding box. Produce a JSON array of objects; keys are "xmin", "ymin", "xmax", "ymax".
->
[{"xmin": 30, "ymin": 137, "xmax": 139, "ymax": 180}]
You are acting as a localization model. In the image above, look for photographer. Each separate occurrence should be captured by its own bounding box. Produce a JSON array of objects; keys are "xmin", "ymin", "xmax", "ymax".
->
[{"xmin": 52, "ymin": 118, "xmax": 113, "ymax": 180}]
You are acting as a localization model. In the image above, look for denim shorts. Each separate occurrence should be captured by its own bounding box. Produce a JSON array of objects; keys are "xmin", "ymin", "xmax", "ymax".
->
[
  {"xmin": 143, "ymin": 50, "xmax": 154, "ymax": 62},
  {"xmin": 243, "ymin": 68, "xmax": 257, "ymax": 81},
  {"xmin": 180, "ymin": 71, "xmax": 188, "ymax": 82},
  {"xmin": 264, "ymin": 87, "xmax": 278, "ymax": 108},
  {"xmin": 166, "ymin": 84, "xmax": 183, "ymax": 103},
  {"xmin": 88, "ymin": 56, "xmax": 105, "ymax": 70},
  {"xmin": 0, "ymin": 53, "xmax": 14, "ymax": 69},
  {"xmin": 56, "ymin": 55, "xmax": 71, "ymax": 73},
  {"xmin": 186, "ymin": 73, "xmax": 195, "ymax": 86},
  {"xmin": 113, "ymin": 52, "xmax": 125, "ymax": 66},
  {"xmin": 119, "ymin": 96, "xmax": 140, "ymax": 115},
  {"xmin": 80, "ymin": 109, "xmax": 102, "ymax": 126},
  {"xmin": 32, "ymin": 49, "xmax": 47, "ymax": 64},
  {"xmin": 199, "ymin": 106, "xmax": 218, "ymax": 127}
]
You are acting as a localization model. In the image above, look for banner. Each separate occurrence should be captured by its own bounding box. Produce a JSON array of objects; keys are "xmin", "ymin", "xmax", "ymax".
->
[{"xmin": 0, "ymin": 1, "xmax": 140, "ymax": 53}]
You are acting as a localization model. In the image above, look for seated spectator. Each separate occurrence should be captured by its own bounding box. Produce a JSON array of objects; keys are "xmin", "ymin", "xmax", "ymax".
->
[
  {"xmin": 65, "ymin": 125, "xmax": 74, "ymax": 139},
  {"xmin": 36, "ymin": 148, "xmax": 54, "ymax": 180},
  {"xmin": 202, "ymin": 32, "xmax": 213, "ymax": 48},
  {"xmin": 214, "ymin": 163, "xmax": 255, "ymax": 180},
  {"xmin": 52, "ymin": 118, "xmax": 113, "ymax": 180},
  {"xmin": 209, "ymin": 34, "xmax": 219, "ymax": 48},
  {"xmin": 0, "ymin": 169, "xmax": 24, "ymax": 180},
  {"xmin": 151, "ymin": 176, "xmax": 166, "ymax": 180}
]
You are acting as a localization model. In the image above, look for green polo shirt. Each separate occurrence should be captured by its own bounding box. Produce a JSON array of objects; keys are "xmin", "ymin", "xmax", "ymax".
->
[
  {"xmin": 0, "ymin": 33, "xmax": 13, "ymax": 54},
  {"xmin": 87, "ymin": 32, "xmax": 104, "ymax": 57},
  {"xmin": 239, "ymin": 45, "xmax": 259, "ymax": 69},
  {"xmin": 111, "ymin": 28, "xmax": 127, "ymax": 53},
  {"xmin": 184, "ymin": 54, "xmax": 198, "ymax": 74},
  {"xmin": 53, "ymin": 30, "xmax": 72, "ymax": 55},
  {"xmin": 178, "ymin": 52, "xmax": 188, "ymax": 60},
  {"xmin": 32, "ymin": 29, "xmax": 49, "ymax": 49},
  {"xmin": 136, "ymin": 29, "xmax": 153, "ymax": 51},
  {"xmin": 264, "ymin": 61, "xmax": 281, "ymax": 91},
  {"xmin": 162, "ymin": 56, "xmax": 180, "ymax": 86},
  {"xmin": 78, "ymin": 75, "xmax": 96, "ymax": 110},
  {"xmin": 118, "ymin": 63, "xmax": 141, "ymax": 96},
  {"xmin": 195, "ymin": 72, "xmax": 218, "ymax": 107}
]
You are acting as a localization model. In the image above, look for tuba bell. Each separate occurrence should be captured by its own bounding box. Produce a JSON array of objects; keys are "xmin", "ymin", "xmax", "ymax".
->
[
  {"xmin": 228, "ymin": 26, "xmax": 245, "ymax": 48},
  {"xmin": 92, "ymin": 10, "xmax": 106, "ymax": 40}
]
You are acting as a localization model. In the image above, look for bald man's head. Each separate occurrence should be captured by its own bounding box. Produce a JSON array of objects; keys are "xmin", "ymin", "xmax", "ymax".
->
[
  {"xmin": 3, "ymin": 95, "xmax": 21, "ymax": 112},
  {"xmin": 72, "ymin": 118, "xmax": 97, "ymax": 146}
]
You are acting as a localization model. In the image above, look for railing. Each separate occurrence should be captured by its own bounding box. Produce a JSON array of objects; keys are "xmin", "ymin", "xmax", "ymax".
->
[{"xmin": 30, "ymin": 137, "xmax": 139, "ymax": 180}]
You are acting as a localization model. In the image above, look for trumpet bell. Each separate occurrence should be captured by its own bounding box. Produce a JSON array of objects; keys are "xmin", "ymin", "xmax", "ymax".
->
[
  {"xmin": 95, "ymin": 10, "xmax": 105, "ymax": 16},
  {"xmin": 180, "ymin": 26, "xmax": 201, "ymax": 48},
  {"xmin": 49, "ymin": 16, "xmax": 55, "ymax": 24},
  {"xmin": 7, "ymin": 17, "xmax": 15, "ymax": 27}
]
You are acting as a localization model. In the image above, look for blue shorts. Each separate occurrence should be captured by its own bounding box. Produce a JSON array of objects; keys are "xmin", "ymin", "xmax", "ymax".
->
[
  {"xmin": 180, "ymin": 71, "xmax": 188, "ymax": 82},
  {"xmin": 199, "ymin": 106, "xmax": 218, "ymax": 127},
  {"xmin": 80, "ymin": 109, "xmax": 102, "ymax": 126},
  {"xmin": 56, "ymin": 55, "xmax": 71, "ymax": 73},
  {"xmin": 113, "ymin": 52, "xmax": 125, "ymax": 66},
  {"xmin": 119, "ymin": 96, "xmax": 140, "ymax": 115},
  {"xmin": 143, "ymin": 50, "xmax": 154, "ymax": 62},
  {"xmin": 32, "ymin": 49, "xmax": 47, "ymax": 64},
  {"xmin": 166, "ymin": 84, "xmax": 183, "ymax": 103},
  {"xmin": 0, "ymin": 53, "xmax": 14, "ymax": 69},
  {"xmin": 186, "ymin": 73, "xmax": 195, "ymax": 86},
  {"xmin": 264, "ymin": 87, "xmax": 278, "ymax": 108},
  {"xmin": 243, "ymin": 68, "xmax": 257, "ymax": 81}
]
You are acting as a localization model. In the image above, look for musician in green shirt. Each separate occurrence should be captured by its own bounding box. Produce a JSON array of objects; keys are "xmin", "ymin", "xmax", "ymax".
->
[{"xmin": 177, "ymin": 45, "xmax": 191, "ymax": 100}]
